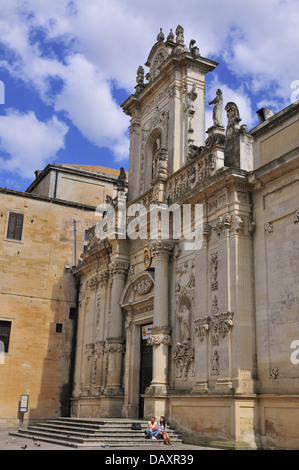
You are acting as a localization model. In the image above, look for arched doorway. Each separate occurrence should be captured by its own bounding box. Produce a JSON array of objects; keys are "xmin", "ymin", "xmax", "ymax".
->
[
  {"xmin": 139, "ymin": 324, "xmax": 153, "ymax": 418},
  {"xmin": 120, "ymin": 272, "xmax": 155, "ymax": 419}
]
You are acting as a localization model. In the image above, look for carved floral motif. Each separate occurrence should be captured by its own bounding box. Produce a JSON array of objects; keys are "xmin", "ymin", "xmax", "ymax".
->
[
  {"xmin": 173, "ymin": 343, "xmax": 194, "ymax": 380},
  {"xmin": 134, "ymin": 278, "xmax": 154, "ymax": 295},
  {"xmin": 194, "ymin": 316, "xmax": 210, "ymax": 341},
  {"xmin": 210, "ymin": 251, "xmax": 218, "ymax": 290}
]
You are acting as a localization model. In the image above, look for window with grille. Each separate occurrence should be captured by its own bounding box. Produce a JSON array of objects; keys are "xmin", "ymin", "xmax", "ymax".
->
[
  {"xmin": 0, "ymin": 321, "xmax": 12, "ymax": 353},
  {"xmin": 6, "ymin": 212, "xmax": 24, "ymax": 240}
]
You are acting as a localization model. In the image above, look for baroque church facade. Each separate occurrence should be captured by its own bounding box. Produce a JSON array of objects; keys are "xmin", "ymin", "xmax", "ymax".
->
[{"xmin": 67, "ymin": 26, "xmax": 299, "ymax": 449}]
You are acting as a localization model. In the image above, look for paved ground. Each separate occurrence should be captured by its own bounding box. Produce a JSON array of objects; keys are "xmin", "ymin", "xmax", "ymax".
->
[{"xmin": 0, "ymin": 427, "xmax": 220, "ymax": 451}]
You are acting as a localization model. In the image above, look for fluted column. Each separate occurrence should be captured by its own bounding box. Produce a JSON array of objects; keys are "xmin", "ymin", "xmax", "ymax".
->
[
  {"xmin": 148, "ymin": 240, "xmax": 174, "ymax": 393},
  {"xmin": 105, "ymin": 260, "xmax": 129, "ymax": 395}
]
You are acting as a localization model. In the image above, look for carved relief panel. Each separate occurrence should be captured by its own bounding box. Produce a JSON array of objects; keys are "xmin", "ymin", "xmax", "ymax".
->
[{"xmin": 173, "ymin": 257, "xmax": 195, "ymax": 380}]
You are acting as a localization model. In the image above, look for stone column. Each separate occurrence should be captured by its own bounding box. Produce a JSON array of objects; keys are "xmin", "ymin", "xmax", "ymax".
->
[
  {"xmin": 148, "ymin": 240, "xmax": 174, "ymax": 393},
  {"xmin": 104, "ymin": 260, "xmax": 129, "ymax": 396},
  {"xmin": 193, "ymin": 224, "xmax": 211, "ymax": 391}
]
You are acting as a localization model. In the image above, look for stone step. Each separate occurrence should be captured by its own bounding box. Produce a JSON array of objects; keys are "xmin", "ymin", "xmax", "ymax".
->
[{"xmin": 9, "ymin": 417, "xmax": 183, "ymax": 448}]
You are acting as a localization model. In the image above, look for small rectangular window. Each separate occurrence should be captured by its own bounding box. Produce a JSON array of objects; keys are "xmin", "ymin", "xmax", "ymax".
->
[
  {"xmin": 69, "ymin": 308, "xmax": 76, "ymax": 320},
  {"xmin": 56, "ymin": 323, "xmax": 63, "ymax": 333},
  {"xmin": 0, "ymin": 321, "xmax": 12, "ymax": 353},
  {"xmin": 7, "ymin": 212, "xmax": 24, "ymax": 240}
]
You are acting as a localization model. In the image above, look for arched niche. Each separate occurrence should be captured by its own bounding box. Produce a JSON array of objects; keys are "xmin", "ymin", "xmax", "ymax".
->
[{"xmin": 146, "ymin": 128, "xmax": 162, "ymax": 183}]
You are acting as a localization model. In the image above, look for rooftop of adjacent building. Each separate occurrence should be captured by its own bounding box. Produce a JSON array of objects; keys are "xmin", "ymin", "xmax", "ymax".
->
[{"xmin": 250, "ymin": 100, "xmax": 299, "ymax": 137}]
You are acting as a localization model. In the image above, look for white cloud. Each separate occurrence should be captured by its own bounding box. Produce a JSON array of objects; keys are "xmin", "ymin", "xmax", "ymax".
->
[
  {"xmin": 54, "ymin": 54, "xmax": 130, "ymax": 161},
  {"xmin": 0, "ymin": 0, "xmax": 299, "ymax": 176},
  {"xmin": 0, "ymin": 109, "xmax": 68, "ymax": 178}
]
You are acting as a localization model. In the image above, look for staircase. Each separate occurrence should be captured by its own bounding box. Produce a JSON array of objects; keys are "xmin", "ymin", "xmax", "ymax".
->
[{"xmin": 9, "ymin": 418, "xmax": 183, "ymax": 448}]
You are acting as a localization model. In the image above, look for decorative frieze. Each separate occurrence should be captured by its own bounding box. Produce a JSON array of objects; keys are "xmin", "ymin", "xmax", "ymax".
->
[
  {"xmin": 166, "ymin": 150, "xmax": 218, "ymax": 203},
  {"xmin": 132, "ymin": 303, "xmax": 154, "ymax": 317},
  {"xmin": 293, "ymin": 210, "xmax": 299, "ymax": 223}
]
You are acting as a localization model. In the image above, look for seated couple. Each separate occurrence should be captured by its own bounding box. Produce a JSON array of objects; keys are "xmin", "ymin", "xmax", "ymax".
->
[{"xmin": 147, "ymin": 416, "xmax": 172, "ymax": 445}]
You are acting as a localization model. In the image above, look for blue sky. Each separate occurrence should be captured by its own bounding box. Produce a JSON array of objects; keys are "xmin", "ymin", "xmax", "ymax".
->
[{"xmin": 0, "ymin": 0, "xmax": 298, "ymax": 191}]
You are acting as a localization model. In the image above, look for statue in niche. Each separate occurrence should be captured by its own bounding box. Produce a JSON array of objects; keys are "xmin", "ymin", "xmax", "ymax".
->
[
  {"xmin": 152, "ymin": 136, "xmax": 161, "ymax": 179},
  {"xmin": 209, "ymin": 89, "xmax": 224, "ymax": 127},
  {"xmin": 176, "ymin": 304, "xmax": 191, "ymax": 346}
]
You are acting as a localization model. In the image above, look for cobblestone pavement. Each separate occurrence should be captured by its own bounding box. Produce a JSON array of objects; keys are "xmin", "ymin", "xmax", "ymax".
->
[{"xmin": 0, "ymin": 427, "xmax": 220, "ymax": 451}]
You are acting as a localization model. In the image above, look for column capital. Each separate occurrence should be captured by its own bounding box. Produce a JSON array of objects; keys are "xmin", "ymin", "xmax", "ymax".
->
[
  {"xmin": 148, "ymin": 326, "xmax": 172, "ymax": 346},
  {"xmin": 105, "ymin": 337, "xmax": 126, "ymax": 353},
  {"xmin": 109, "ymin": 260, "xmax": 129, "ymax": 278},
  {"xmin": 149, "ymin": 239, "xmax": 174, "ymax": 260}
]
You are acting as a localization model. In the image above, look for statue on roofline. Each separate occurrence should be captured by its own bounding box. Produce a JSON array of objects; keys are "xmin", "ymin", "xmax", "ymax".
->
[
  {"xmin": 209, "ymin": 89, "xmax": 224, "ymax": 128},
  {"xmin": 117, "ymin": 167, "xmax": 126, "ymax": 192}
]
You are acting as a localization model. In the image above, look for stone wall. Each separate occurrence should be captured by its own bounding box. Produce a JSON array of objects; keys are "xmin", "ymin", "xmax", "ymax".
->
[{"xmin": 0, "ymin": 190, "xmax": 97, "ymax": 426}]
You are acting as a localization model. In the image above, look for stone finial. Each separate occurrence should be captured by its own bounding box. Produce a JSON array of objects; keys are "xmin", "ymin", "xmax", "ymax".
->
[
  {"xmin": 189, "ymin": 39, "xmax": 200, "ymax": 58},
  {"xmin": 167, "ymin": 28, "xmax": 175, "ymax": 42},
  {"xmin": 175, "ymin": 25, "xmax": 185, "ymax": 45},
  {"xmin": 136, "ymin": 66, "xmax": 144, "ymax": 85},
  {"xmin": 135, "ymin": 66, "xmax": 145, "ymax": 95},
  {"xmin": 157, "ymin": 27, "xmax": 165, "ymax": 42}
]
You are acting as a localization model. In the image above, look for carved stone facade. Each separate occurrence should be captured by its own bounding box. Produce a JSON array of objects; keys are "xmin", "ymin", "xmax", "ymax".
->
[{"xmin": 70, "ymin": 27, "xmax": 299, "ymax": 450}]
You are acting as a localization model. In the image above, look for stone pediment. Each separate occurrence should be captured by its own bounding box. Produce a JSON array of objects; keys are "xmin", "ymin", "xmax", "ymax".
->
[
  {"xmin": 120, "ymin": 271, "xmax": 154, "ymax": 307},
  {"xmin": 145, "ymin": 41, "xmax": 174, "ymax": 82}
]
